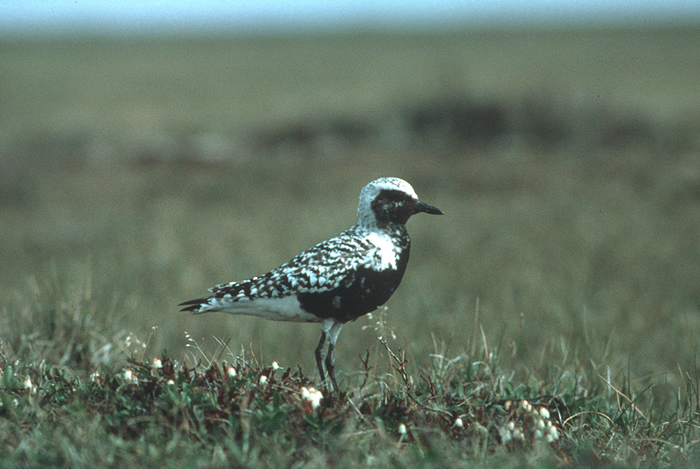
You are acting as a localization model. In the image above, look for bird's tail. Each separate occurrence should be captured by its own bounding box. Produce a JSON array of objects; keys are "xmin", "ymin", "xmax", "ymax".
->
[{"xmin": 179, "ymin": 297, "xmax": 214, "ymax": 313}]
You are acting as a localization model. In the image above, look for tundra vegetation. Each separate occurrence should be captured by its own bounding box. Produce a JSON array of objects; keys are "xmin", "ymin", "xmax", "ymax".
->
[{"xmin": 2, "ymin": 25, "xmax": 700, "ymax": 467}]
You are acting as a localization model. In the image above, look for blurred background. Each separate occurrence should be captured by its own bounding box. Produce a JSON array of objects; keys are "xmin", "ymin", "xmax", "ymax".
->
[{"xmin": 2, "ymin": 1, "xmax": 700, "ymax": 394}]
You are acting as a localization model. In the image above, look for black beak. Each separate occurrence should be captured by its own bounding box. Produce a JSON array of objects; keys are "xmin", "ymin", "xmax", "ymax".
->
[{"xmin": 414, "ymin": 200, "xmax": 444, "ymax": 216}]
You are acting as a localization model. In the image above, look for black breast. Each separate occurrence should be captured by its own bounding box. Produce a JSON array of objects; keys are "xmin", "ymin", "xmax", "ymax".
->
[{"xmin": 297, "ymin": 244, "xmax": 411, "ymax": 323}]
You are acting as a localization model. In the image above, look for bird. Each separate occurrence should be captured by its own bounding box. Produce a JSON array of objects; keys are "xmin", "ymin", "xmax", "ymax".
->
[{"xmin": 179, "ymin": 177, "xmax": 443, "ymax": 390}]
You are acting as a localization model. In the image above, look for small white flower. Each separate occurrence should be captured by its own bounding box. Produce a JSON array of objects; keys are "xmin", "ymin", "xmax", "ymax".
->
[
  {"xmin": 504, "ymin": 400, "xmax": 512, "ymax": 411},
  {"xmin": 227, "ymin": 366, "xmax": 237, "ymax": 378},
  {"xmin": 534, "ymin": 429, "xmax": 544, "ymax": 439},
  {"xmin": 23, "ymin": 377, "xmax": 36, "ymax": 393},
  {"xmin": 500, "ymin": 428, "xmax": 512, "ymax": 444},
  {"xmin": 300, "ymin": 386, "xmax": 323, "ymax": 410},
  {"xmin": 167, "ymin": 379, "xmax": 175, "ymax": 385},
  {"xmin": 152, "ymin": 358, "xmax": 162, "ymax": 369},
  {"xmin": 123, "ymin": 369, "xmax": 138, "ymax": 384},
  {"xmin": 271, "ymin": 361, "xmax": 282, "ymax": 371},
  {"xmin": 90, "ymin": 371, "xmax": 101, "ymax": 383},
  {"xmin": 453, "ymin": 418, "xmax": 464, "ymax": 428},
  {"xmin": 539, "ymin": 407, "xmax": 550, "ymax": 419},
  {"xmin": 259, "ymin": 375, "xmax": 267, "ymax": 385},
  {"xmin": 546, "ymin": 424, "xmax": 560, "ymax": 442},
  {"xmin": 507, "ymin": 421, "xmax": 516, "ymax": 431},
  {"xmin": 397, "ymin": 423, "xmax": 407, "ymax": 435},
  {"xmin": 535, "ymin": 419, "xmax": 546, "ymax": 431}
]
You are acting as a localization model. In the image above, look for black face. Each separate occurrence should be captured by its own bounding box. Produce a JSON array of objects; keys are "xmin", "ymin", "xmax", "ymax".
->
[{"xmin": 371, "ymin": 189, "xmax": 443, "ymax": 227}]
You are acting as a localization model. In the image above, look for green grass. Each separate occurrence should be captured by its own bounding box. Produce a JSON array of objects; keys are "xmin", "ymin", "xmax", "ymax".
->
[
  {"xmin": 2, "ymin": 25, "xmax": 700, "ymax": 466},
  {"xmin": 2, "ymin": 324, "xmax": 700, "ymax": 467}
]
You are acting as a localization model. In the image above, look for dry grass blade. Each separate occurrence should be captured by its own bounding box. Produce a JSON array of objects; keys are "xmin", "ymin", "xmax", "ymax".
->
[{"xmin": 599, "ymin": 374, "xmax": 649, "ymax": 421}]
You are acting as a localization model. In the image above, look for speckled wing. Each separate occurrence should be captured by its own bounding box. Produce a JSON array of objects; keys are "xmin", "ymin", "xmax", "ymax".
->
[{"xmin": 209, "ymin": 229, "xmax": 379, "ymax": 302}]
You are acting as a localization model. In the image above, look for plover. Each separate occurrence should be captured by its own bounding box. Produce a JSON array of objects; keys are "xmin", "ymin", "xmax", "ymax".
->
[{"xmin": 179, "ymin": 177, "xmax": 443, "ymax": 390}]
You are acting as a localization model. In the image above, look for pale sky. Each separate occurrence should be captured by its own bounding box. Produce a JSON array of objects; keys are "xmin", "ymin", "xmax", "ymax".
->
[{"xmin": 1, "ymin": 0, "xmax": 699, "ymax": 37}]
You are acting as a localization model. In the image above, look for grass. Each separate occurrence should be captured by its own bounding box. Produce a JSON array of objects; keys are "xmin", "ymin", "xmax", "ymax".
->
[
  {"xmin": 2, "ymin": 314, "xmax": 700, "ymax": 467},
  {"xmin": 2, "ymin": 24, "xmax": 700, "ymax": 466}
]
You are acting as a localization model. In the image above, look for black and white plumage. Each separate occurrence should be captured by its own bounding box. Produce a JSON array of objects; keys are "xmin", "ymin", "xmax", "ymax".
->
[{"xmin": 179, "ymin": 177, "xmax": 443, "ymax": 390}]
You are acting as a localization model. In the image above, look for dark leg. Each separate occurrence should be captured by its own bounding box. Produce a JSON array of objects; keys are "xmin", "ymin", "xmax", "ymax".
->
[
  {"xmin": 325, "ymin": 342, "xmax": 338, "ymax": 391},
  {"xmin": 315, "ymin": 331, "xmax": 327, "ymax": 383}
]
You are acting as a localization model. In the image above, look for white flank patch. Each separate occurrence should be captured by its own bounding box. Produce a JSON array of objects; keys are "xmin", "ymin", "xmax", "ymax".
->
[
  {"xmin": 364, "ymin": 232, "xmax": 397, "ymax": 270},
  {"xmin": 207, "ymin": 295, "xmax": 321, "ymax": 323}
]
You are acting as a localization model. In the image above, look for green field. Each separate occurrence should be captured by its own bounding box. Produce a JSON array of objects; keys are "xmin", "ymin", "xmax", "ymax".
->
[{"xmin": 2, "ymin": 25, "xmax": 700, "ymax": 467}]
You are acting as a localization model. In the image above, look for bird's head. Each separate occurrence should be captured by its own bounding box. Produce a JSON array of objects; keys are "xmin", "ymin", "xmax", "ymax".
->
[{"xmin": 357, "ymin": 177, "xmax": 443, "ymax": 230}]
